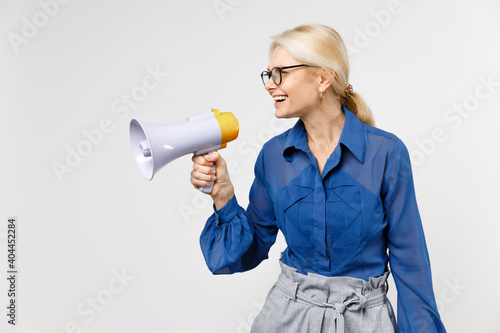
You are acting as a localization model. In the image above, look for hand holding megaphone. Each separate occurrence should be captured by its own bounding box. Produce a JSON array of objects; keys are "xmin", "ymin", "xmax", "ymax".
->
[
  {"xmin": 191, "ymin": 151, "xmax": 235, "ymax": 208},
  {"xmin": 129, "ymin": 108, "xmax": 239, "ymax": 193}
]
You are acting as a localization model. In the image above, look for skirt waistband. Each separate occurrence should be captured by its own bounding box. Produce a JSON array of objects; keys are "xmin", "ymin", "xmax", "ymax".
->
[
  {"xmin": 276, "ymin": 259, "xmax": 390, "ymax": 333},
  {"xmin": 279, "ymin": 258, "xmax": 389, "ymax": 303}
]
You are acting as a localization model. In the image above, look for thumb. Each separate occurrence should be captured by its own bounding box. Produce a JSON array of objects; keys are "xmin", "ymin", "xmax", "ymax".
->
[
  {"xmin": 205, "ymin": 152, "xmax": 228, "ymax": 174},
  {"xmin": 204, "ymin": 151, "xmax": 220, "ymax": 163}
]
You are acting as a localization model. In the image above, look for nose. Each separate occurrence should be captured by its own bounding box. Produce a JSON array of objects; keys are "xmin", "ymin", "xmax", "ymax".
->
[{"xmin": 264, "ymin": 78, "xmax": 276, "ymax": 92}]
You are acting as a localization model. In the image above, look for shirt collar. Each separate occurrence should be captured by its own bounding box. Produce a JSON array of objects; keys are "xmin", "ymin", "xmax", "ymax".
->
[{"xmin": 283, "ymin": 105, "xmax": 366, "ymax": 163}]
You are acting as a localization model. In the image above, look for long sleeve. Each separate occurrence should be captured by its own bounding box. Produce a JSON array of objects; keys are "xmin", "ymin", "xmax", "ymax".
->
[
  {"xmin": 382, "ymin": 139, "xmax": 446, "ymax": 332},
  {"xmin": 199, "ymin": 151, "xmax": 279, "ymax": 274}
]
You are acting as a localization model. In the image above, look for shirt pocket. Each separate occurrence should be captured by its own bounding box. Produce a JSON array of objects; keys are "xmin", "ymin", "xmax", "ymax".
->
[
  {"xmin": 283, "ymin": 185, "xmax": 315, "ymax": 246},
  {"xmin": 326, "ymin": 184, "xmax": 362, "ymax": 248}
]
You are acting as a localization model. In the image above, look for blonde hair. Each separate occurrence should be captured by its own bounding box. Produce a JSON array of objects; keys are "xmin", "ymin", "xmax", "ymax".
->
[{"xmin": 270, "ymin": 24, "xmax": 375, "ymax": 126}]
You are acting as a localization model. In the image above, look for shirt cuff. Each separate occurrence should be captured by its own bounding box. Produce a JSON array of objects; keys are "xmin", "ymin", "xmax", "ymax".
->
[{"xmin": 214, "ymin": 195, "xmax": 239, "ymax": 224}]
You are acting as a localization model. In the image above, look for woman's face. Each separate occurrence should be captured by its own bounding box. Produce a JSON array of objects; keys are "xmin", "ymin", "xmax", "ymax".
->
[{"xmin": 265, "ymin": 46, "xmax": 321, "ymax": 119}]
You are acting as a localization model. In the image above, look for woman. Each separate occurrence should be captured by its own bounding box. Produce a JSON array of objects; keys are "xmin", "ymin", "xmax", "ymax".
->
[{"xmin": 191, "ymin": 24, "xmax": 446, "ymax": 333}]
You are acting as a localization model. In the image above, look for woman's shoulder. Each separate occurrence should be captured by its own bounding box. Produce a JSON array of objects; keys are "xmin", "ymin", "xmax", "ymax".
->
[
  {"xmin": 362, "ymin": 123, "xmax": 409, "ymax": 154},
  {"xmin": 258, "ymin": 131, "xmax": 289, "ymax": 162}
]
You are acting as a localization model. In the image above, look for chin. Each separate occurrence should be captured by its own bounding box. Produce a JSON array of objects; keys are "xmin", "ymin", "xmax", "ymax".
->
[
  {"xmin": 274, "ymin": 109, "xmax": 288, "ymax": 119},
  {"xmin": 275, "ymin": 106, "xmax": 300, "ymax": 120}
]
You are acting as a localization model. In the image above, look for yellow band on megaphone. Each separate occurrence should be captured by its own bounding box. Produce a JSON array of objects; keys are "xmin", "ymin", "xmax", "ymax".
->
[{"xmin": 212, "ymin": 108, "xmax": 239, "ymax": 146}]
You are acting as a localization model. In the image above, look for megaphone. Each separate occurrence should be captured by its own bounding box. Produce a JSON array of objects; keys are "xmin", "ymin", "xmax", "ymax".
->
[{"xmin": 129, "ymin": 108, "xmax": 239, "ymax": 193}]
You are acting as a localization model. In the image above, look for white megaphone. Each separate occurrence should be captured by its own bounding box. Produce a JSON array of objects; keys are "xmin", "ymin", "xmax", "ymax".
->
[{"xmin": 129, "ymin": 108, "xmax": 239, "ymax": 193}]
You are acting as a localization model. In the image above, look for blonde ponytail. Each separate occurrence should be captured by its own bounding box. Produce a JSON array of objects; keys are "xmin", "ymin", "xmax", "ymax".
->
[
  {"xmin": 342, "ymin": 91, "xmax": 375, "ymax": 126},
  {"xmin": 270, "ymin": 24, "xmax": 375, "ymax": 126}
]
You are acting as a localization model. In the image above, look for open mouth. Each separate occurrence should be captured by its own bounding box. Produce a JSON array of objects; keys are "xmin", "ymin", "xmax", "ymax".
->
[{"xmin": 273, "ymin": 95, "xmax": 288, "ymax": 103}]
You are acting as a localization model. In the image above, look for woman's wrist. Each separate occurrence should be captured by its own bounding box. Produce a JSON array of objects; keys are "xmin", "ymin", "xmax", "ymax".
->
[{"xmin": 212, "ymin": 185, "xmax": 235, "ymax": 210}]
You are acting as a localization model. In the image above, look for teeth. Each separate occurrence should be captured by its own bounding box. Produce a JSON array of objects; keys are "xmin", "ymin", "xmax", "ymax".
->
[{"xmin": 273, "ymin": 95, "xmax": 288, "ymax": 101}]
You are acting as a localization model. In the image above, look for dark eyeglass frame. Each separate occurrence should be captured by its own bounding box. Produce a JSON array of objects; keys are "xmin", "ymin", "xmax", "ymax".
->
[{"xmin": 260, "ymin": 64, "xmax": 309, "ymax": 85}]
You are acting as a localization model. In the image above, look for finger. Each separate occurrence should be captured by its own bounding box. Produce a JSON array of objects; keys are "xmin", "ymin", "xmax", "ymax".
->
[
  {"xmin": 206, "ymin": 152, "xmax": 228, "ymax": 173},
  {"xmin": 191, "ymin": 169, "xmax": 217, "ymax": 183},
  {"xmin": 203, "ymin": 151, "xmax": 220, "ymax": 163},
  {"xmin": 192, "ymin": 162, "xmax": 216, "ymax": 176},
  {"xmin": 192, "ymin": 154, "xmax": 213, "ymax": 167},
  {"xmin": 190, "ymin": 173, "xmax": 216, "ymax": 188}
]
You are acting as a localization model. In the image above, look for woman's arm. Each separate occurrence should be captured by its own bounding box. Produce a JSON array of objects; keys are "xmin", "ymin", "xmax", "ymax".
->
[
  {"xmin": 382, "ymin": 139, "xmax": 447, "ymax": 333},
  {"xmin": 192, "ymin": 151, "xmax": 278, "ymax": 274}
]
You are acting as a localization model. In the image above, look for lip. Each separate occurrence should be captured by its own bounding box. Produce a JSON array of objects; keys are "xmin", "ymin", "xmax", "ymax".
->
[
  {"xmin": 273, "ymin": 96, "xmax": 288, "ymax": 109},
  {"xmin": 272, "ymin": 94, "xmax": 288, "ymax": 101}
]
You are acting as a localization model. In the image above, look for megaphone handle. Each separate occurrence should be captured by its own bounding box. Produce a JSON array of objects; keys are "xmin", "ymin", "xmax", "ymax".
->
[{"xmin": 199, "ymin": 151, "xmax": 216, "ymax": 194}]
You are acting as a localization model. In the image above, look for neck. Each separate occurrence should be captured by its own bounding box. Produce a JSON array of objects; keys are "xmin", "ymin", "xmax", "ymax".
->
[{"xmin": 302, "ymin": 95, "xmax": 345, "ymax": 150}]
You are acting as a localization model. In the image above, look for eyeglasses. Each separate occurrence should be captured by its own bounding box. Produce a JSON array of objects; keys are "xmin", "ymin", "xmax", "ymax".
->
[{"xmin": 260, "ymin": 64, "xmax": 309, "ymax": 85}]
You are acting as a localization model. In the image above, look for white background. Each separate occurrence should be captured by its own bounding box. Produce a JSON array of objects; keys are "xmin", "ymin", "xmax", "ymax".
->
[{"xmin": 1, "ymin": 0, "xmax": 499, "ymax": 332}]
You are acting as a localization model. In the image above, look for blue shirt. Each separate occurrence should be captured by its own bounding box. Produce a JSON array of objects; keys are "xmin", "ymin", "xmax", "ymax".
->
[{"xmin": 200, "ymin": 106, "xmax": 446, "ymax": 332}]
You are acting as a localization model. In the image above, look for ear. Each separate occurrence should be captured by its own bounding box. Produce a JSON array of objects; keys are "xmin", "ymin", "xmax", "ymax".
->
[{"xmin": 318, "ymin": 68, "xmax": 335, "ymax": 93}]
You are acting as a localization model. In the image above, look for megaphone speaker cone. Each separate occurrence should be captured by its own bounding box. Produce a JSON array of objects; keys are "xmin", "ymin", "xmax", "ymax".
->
[{"xmin": 129, "ymin": 119, "xmax": 155, "ymax": 180}]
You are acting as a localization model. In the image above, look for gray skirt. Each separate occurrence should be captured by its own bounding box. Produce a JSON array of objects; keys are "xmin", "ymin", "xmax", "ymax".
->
[{"xmin": 251, "ymin": 259, "xmax": 397, "ymax": 333}]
